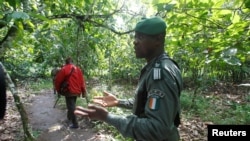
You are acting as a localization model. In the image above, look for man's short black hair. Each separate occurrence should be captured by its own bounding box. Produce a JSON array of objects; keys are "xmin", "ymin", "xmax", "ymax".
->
[{"xmin": 65, "ymin": 57, "xmax": 73, "ymax": 64}]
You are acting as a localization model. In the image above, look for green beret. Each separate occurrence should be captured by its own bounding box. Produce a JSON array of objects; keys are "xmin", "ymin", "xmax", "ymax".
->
[{"xmin": 135, "ymin": 17, "xmax": 167, "ymax": 35}]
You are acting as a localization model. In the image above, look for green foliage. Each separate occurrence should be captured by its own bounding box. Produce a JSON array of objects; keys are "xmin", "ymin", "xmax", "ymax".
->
[
  {"xmin": 26, "ymin": 79, "xmax": 52, "ymax": 91},
  {"xmin": 152, "ymin": 0, "xmax": 250, "ymax": 87},
  {"xmin": 1, "ymin": 0, "xmax": 249, "ymax": 85},
  {"xmin": 181, "ymin": 91, "xmax": 250, "ymax": 124}
]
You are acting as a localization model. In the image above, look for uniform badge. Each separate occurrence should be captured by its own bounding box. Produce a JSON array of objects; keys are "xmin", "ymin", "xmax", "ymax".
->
[
  {"xmin": 148, "ymin": 95, "xmax": 160, "ymax": 110},
  {"xmin": 153, "ymin": 63, "xmax": 161, "ymax": 80}
]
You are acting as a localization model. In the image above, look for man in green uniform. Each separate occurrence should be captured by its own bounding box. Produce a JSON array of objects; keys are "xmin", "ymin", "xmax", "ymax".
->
[{"xmin": 74, "ymin": 17, "xmax": 183, "ymax": 141}]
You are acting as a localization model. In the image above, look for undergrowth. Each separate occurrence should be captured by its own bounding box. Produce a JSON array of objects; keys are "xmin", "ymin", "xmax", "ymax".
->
[
  {"xmin": 26, "ymin": 78, "xmax": 250, "ymax": 140},
  {"xmin": 181, "ymin": 91, "xmax": 250, "ymax": 124}
]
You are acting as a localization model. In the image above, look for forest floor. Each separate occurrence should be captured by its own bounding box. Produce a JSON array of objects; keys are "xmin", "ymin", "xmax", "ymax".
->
[
  {"xmin": 1, "ymin": 88, "xmax": 114, "ymax": 141},
  {"xmin": 0, "ymin": 80, "xmax": 249, "ymax": 141}
]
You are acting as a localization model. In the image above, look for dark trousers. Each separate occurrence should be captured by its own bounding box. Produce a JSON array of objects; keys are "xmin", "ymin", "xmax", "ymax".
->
[
  {"xmin": 65, "ymin": 96, "xmax": 78, "ymax": 126},
  {"xmin": 52, "ymin": 79, "xmax": 56, "ymax": 94}
]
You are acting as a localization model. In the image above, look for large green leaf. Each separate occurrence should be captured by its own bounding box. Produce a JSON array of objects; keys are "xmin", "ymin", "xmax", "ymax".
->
[{"xmin": 9, "ymin": 11, "xmax": 29, "ymax": 20}]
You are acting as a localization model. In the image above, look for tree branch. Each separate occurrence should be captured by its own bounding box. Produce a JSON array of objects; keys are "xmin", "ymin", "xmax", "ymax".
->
[
  {"xmin": 48, "ymin": 9, "xmax": 120, "ymax": 21},
  {"xmin": 85, "ymin": 19, "xmax": 134, "ymax": 35},
  {"xmin": 184, "ymin": 12, "xmax": 225, "ymax": 29},
  {"xmin": 0, "ymin": 26, "xmax": 18, "ymax": 47},
  {"xmin": 47, "ymin": 9, "xmax": 134, "ymax": 35}
]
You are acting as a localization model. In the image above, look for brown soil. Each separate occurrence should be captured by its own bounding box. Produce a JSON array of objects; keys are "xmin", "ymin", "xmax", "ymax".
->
[
  {"xmin": 0, "ymin": 89, "xmax": 113, "ymax": 141},
  {"xmin": 26, "ymin": 90, "xmax": 113, "ymax": 141}
]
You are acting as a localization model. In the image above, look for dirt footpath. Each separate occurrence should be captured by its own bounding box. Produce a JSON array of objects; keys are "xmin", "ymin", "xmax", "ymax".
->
[{"xmin": 25, "ymin": 90, "xmax": 112, "ymax": 141}]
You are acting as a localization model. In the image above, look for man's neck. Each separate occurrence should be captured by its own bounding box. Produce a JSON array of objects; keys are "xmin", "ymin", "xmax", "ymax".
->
[{"xmin": 146, "ymin": 50, "xmax": 165, "ymax": 63}]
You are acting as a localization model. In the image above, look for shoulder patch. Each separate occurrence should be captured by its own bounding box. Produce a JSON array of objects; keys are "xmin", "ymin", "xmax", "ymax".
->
[
  {"xmin": 148, "ymin": 89, "xmax": 165, "ymax": 98},
  {"xmin": 153, "ymin": 62, "xmax": 161, "ymax": 80},
  {"xmin": 153, "ymin": 68, "xmax": 161, "ymax": 80},
  {"xmin": 148, "ymin": 89, "xmax": 165, "ymax": 111},
  {"xmin": 148, "ymin": 95, "xmax": 160, "ymax": 110}
]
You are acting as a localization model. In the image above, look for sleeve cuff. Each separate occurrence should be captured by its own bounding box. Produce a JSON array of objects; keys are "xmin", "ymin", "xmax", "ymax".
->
[
  {"xmin": 105, "ymin": 113, "xmax": 120, "ymax": 127},
  {"xmin": 106, "ymin": 113, "xmax": 114, "ymax": 123}
]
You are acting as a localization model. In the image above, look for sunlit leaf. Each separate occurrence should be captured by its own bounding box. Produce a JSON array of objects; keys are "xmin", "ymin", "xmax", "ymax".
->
[
  {"xmin": 222, "ymin": 56, "xmax": 241, "ymax": 66},
  {"xmin": 15, "ymin": 21, "xmax": 24, "ymax": 30},
  {"xmin": 29, "ymin": 12, "xmax": 49, "ymax": 21},
  {"xmin": 231, "ymin": 13, "xmax": 240, "ymax": 23}
]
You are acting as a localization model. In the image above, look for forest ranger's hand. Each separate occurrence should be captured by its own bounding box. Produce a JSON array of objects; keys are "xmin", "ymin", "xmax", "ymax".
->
[
  {"xmin": 74, "ymin": 105, "xmax": 108, "ymax": 121},
  {"xmin": 92, "ymin": 91, "xmax": 118, "ymax": 107}
]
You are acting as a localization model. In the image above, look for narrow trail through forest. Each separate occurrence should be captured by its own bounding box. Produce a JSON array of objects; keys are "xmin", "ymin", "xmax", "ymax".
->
[{"xmin": 25, "ymin": 90, "xmax": 112, "ymax": 141}]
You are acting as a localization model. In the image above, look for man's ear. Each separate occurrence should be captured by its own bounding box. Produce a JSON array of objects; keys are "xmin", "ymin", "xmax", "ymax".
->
[
  {"xmin": 156, "ymin": 33, "xmax": 165, "ymax": 41},
  {"xmin": 153, "ymin": 34, "xmax": 165, "ymax": 46}
]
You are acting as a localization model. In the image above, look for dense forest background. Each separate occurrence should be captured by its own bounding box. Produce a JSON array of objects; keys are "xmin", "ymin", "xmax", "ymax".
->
[
  {"xmin": 1, "ymin": 0, "xmax": 249, "ymax": 86},
  {"xmin": 1, "ymin": 0, "xmax": 250, "ymax": 140}
]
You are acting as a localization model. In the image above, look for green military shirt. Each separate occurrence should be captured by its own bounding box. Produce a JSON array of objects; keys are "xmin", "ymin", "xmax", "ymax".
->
[{"xmin": 106, "ymin": 53, "xmax": 183, "ymax": 141}]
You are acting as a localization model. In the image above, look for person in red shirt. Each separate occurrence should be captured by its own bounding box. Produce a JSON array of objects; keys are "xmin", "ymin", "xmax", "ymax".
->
[{"xmin": 55, "ymin": 57, "xmax": 86, "ymax": 128}]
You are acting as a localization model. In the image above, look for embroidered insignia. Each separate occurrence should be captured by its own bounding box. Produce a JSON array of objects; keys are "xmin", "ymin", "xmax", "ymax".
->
[
  {"xmin": 148, "ymin": 95, "xmax": 160, "ymax": 110},
  {"xmin": 153, "ymin": 68, "xmax": 161, "ymax": 80},
  {"xmin": 148, "ymin": 89, "xmax": 165, "ymax": 98}
]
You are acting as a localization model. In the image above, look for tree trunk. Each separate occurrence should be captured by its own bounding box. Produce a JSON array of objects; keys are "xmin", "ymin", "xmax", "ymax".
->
[{"xmin": 0, "ymin": 62, "xmax": 35, "ymax": 141}]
